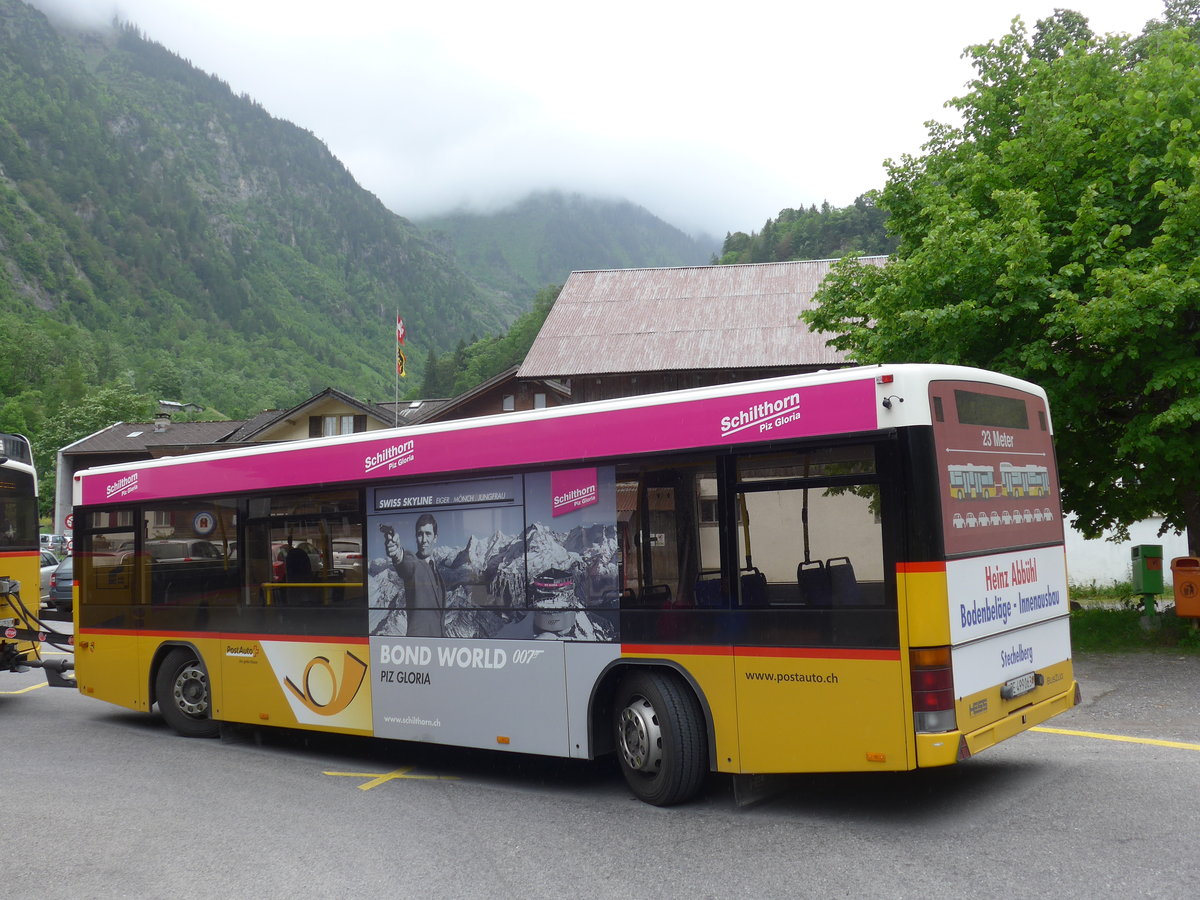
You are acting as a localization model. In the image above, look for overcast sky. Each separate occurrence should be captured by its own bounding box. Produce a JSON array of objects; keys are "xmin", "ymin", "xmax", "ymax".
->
[{"xmin": 34, "ymin": 0, "xmax": 1170, "ymax": 237}]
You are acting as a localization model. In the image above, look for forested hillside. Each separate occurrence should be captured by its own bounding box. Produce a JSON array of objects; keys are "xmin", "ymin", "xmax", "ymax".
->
[
  {"xmin": 716, "ymin": 195, "xmax": 896, "ymax": 264},
  {"xmin": 1, "ymin": 0, "xmax": 897, "ymax": 517},
  {"xmin": 0, "ymin": 0, "xmax": 506, "ymax": 433},
  {"xmin": 419, "ymin": 191, "xmax": 719, "ymax": 304},
  {"xmin": 418, "ymin": 284, "xmax": 562, "ymax": 399}
]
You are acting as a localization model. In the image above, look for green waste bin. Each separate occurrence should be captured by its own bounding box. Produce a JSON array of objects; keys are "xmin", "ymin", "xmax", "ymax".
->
[{"xmin": 1132, "ymin": 545, "xmax": 1164, "ymax": 595}]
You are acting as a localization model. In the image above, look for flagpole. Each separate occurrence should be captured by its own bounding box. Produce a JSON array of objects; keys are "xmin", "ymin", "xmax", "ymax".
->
[{"xmin": 394, "ymin": 308, "xmax": 399, "ymax": 427}]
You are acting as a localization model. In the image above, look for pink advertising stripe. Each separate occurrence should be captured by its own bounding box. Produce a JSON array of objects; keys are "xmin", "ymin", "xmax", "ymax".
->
[{"xmin": 82, "ymin": 378, "xmax": 878, "ymax": 504}]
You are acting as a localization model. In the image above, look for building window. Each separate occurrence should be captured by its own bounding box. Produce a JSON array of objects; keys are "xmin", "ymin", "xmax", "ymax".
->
[
  {"xmin": 324, "ymin": 415, "xmax": 352, "ymax": 436},
  {"xmin": 534, "ymin": 392, "xmax": 547, "ymax": 409},
  {"xmin": 310, "ymin": 415, "xmax": 367, "ymax": 437},
  {"xmin": 502, "ymin": 394, "xmax": 515, "ymax": 412}
]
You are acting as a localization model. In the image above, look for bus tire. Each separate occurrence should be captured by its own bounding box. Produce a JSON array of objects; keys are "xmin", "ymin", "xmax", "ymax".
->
[
  {"xmin": 613, "ymin": 670, "xmax": 707, "ymax": 806},
  {"xmin": 155, "ymin": 648, "xmax": 219, "ymax": 738}
]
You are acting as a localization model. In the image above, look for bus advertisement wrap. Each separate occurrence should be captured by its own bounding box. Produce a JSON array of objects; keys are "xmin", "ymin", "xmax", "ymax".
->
[
  {"xmin": 367, "ymin": 467, "xmax": 620, "ymax": 642},
  {"xmin": 929, "ymin": 380, "xmax": 1064, "ymax": 557},
  {"xmin": 79, "ymin": 380, "xmax": 878, "ymax": 506},
  {"xmin": 369, "ymin": 637, "xmax": 610, "ymax": 755},
  {"xmin": 946, "ymin": 546, "xmax": 1070, "ymax": 645}
]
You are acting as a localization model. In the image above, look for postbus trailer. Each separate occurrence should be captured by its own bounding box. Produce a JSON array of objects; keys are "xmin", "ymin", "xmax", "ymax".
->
[
  {"xmin": 1, "ymin": 432, "xmax": 75, "ymax": 683},
  {"xmin": 1000, "ymin": 462, "xmax": 1052, "ymax": 498},
  {"xmin": 70, "ymin": 365, "xmax": 1079, "ymax": 805}
]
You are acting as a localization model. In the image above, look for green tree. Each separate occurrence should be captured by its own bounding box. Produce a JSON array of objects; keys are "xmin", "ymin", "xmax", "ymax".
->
[
  {"xmin": 715, "ymin": 196, "xmax": 896, "ymax": 265},
  {"xmin": 452, "ymin": 284, "xmax": 562, "ymax": 393},
  {"xmin": 805, "ymin": 8, "xmax": 1200, "ymax": 553},
  {"xmin": 34, "ymin": 383, "xmax": 157, "ymax": 516}
]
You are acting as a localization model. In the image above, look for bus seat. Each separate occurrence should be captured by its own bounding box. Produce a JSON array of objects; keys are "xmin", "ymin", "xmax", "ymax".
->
[
  {"xmin": 827, "ymin": 556, "xmax": 863, "ymax": 606},
  {"xmin": 740, "ymin": 566, "xmax": 768, "ymax": 608},
  {"xmin": 641, "ymin": 583, "xmax": 673, "ymax": 609},
  {"xmin": 797, "ymin": 560, "xmax": 832, "ymax": 607},
  {"xmin": 694, "ymin": 574, "xmax": 725, "ymax": 608}
]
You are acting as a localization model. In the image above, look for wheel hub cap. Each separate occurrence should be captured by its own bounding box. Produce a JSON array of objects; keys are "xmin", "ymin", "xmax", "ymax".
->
[
  {"xmin": 618, "ymin": 694, "xmax": 663, "ymax": 773},
  {"xmin": 173, "ymin": 664, "xmax": 209, "ymax": 717}
]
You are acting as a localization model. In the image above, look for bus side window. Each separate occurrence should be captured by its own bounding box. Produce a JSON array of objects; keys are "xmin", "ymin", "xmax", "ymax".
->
[{"xmin": 736, "ymin": 445, "xmax": 892, "ymax": 646}]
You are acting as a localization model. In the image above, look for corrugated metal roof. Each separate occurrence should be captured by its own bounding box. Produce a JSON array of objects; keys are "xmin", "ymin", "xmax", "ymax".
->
[{"xmin": 518, "ymin": 258, "xmax": 886, "ymax": 377}]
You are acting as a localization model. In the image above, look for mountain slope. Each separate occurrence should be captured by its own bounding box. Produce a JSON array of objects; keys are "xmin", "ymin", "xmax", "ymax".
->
[
  {"xmin": 419, "ymin": 191, "xmax": 721, "ymax": 304},
  {"xmin": 0, "ymin": 0, "xmax": 505, "ymax": 417}
]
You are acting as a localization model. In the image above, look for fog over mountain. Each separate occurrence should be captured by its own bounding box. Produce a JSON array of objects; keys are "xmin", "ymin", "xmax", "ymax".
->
[{"xmin": 29, "ymin": 0, "xmax": 1169, "ymax": 237}]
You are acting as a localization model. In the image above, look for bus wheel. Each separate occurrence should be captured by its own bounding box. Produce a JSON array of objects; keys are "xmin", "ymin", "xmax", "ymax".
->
[
  {"xmin": 155, "ymin": 648, "xmax": 219, "ymax": 738},
  {"xmin": 614, "ymin": 670, "xmax": 707, "ymax": 806}
]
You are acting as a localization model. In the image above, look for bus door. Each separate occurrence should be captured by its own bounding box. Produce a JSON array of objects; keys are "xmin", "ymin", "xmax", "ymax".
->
[
  {"xmin": 74, "ymin": 510, "xmax": 147, "ymax": 709},
  {"xmin": 617, "ymin": 463, "xmax": 742, "ymax": 768},
  {"xmin": 729, "ymin": 444, "xmax": 910, "ymax": 773},
  {"xmin": 617, "ymin": 463, "xmax": 726, "ymax": 643}
]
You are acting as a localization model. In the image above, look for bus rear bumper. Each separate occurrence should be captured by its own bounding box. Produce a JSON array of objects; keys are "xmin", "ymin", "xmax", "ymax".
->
[{"xmin": 916, "ymin": 680, "xmax": 1080, "ymax": 768}]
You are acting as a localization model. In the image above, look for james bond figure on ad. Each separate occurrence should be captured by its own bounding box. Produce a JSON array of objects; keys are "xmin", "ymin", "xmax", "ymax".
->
[{"xmin": 381, "ymin": 514, "xmax": 447, "ymax": 637}]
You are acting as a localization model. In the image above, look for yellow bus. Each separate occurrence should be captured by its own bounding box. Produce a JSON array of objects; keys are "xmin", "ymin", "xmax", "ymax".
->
[
  {"xmin": 2, "ymin": 432, "xmax": 69, "ymax": 681},
  {"xmin": 70, "ymin": 365, "xmax": 1079, "ymax": 805}
]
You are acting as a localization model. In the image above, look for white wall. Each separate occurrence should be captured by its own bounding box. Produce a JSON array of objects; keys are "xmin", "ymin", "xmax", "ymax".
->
[{"xmin": 1064, "ymin": 517, "xmax": 1191, "ymax": 586}]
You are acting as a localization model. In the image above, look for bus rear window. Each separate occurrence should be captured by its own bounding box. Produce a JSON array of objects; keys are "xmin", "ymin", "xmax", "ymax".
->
[{"xmin": 954, "ymin": 390, "xmax": 1029, "ymax": 429}]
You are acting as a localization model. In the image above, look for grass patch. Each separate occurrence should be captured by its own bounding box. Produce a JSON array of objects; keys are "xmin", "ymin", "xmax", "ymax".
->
[
  {"xmin": 1068, "ymin": 581, "xmax": 1200, "ymax": 652},
  {"xmin": 1069, "ymin": 580, "xmax": 1138, "ymax": 609}
]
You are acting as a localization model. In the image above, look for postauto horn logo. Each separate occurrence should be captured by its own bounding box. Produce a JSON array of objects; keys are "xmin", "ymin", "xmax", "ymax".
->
[{"xmin": 283, "ymin": 651, "xmax": 368, "ymax": 716}]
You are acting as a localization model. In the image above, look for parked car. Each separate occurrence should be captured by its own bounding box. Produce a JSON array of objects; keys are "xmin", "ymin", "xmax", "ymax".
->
[
  {"xmin": 120, "ymin": 539, "xmax": 224, "ymax": 564},
  {"xmin": 47, "ymin": 555, "xmax": 74, "ymax": 616},
  {"xmin": 331, "ymin": 539, "xmax": 363, "ymax": 568},
  {"xmin": 40, "ymin": 533, "xmax": 68, "ymax": 555},
  {"xmin": 48, "ymin": 553, "xmax": 121, "ymax": 617},
  {"xmin": 39, "ymin": 548, "xmax": 60, "ymax": 601}
]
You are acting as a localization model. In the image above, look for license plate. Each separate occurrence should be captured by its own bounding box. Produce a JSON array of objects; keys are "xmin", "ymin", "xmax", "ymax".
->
[{"xmin": 1001, "ymin": 672, "xmax": 1037, "ymax": 699}]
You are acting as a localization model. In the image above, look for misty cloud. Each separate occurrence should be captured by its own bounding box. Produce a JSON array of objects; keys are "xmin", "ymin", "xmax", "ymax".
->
[{"xmin": 29, "ymin": 0, "xmax": 1168, "ymax": 236}]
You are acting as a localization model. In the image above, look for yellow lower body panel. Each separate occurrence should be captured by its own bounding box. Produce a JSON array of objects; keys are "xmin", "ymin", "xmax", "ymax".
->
[
  {"xmin": 916, "ymin": 680, "xmax": 1079, "ymax": 767},
  {"xmin": 733, "ymin": 651, "xmax": 911, "ymax": 773},
  {"xmin": 75, "ymin": 632, "xmax": 374, "ymax": 736}
]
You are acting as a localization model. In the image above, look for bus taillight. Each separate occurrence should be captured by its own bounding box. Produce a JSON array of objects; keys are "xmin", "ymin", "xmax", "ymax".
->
[{"xmin": 910, "ymin": 646, "xmax": 957, "ymax": 733}]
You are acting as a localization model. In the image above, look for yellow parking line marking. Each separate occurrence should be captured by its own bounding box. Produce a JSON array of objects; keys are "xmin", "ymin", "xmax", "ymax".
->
[
  {"xmin": 323, "ymin": 765, "xmax": 459, "ymax": 790},
  {"xmin": 1033, "ymin": 726, "xmax": 1200, "ymax": 752},
  {"xmin": 0, "ymin": 682, "xmax": 46, "ymax": 695}
]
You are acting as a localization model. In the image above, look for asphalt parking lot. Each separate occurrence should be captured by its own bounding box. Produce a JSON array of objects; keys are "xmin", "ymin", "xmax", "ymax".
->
[{"xmin": 4, "ymin": 648, "xmax": 1199, "ymax": 898}]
